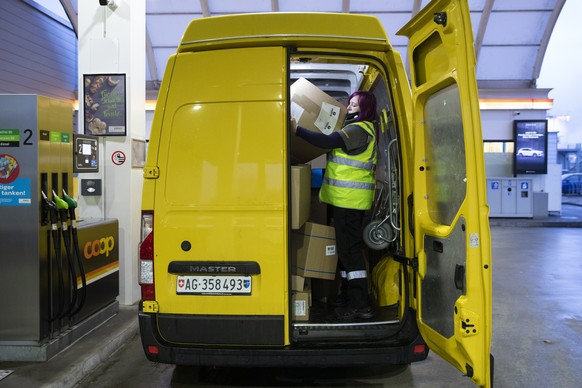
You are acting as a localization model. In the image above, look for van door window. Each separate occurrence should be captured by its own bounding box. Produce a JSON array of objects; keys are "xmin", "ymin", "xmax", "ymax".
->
[{"xmin": 423, "ymin": 84, "xmax": 466, "ymax": 226}]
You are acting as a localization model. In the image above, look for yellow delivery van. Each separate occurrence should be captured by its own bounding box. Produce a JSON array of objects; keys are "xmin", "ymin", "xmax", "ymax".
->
[{"xmin": 138, "ymin": 0, "xmax": 492, "ymax": 386}]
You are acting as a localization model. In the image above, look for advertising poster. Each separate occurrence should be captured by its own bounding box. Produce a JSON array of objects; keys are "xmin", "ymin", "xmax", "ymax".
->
[
  {"xmin": 0, "ymin": 153, "xmax": 31, "ymax": 206},
  {"xmin": 513, "ymin": 120, "xmax": 548, "ymax": 175},
  {"xmin": 83, "ymin": 74, "xmax": 127, "ymax": 136}
]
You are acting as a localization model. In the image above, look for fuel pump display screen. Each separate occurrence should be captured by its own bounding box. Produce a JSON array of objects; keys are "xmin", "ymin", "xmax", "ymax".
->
[
  {"xmin": 81, "ymin": 144, "xmax": 92, "ymax": 155},
  {"xmin": 74, "ymin": 134, "xmax": 99, "ymax": 173}
]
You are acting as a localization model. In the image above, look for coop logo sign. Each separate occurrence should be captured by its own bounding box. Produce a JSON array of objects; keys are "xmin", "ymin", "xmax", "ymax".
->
[{"xmin": 84, "ymin": 236, "xmax": 115, "ymax": 259}]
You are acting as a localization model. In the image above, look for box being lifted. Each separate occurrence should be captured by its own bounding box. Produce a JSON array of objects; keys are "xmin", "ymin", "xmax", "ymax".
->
[{"xmin": 290, "ymin": 77, "xmax": 348, "ymax": 164}]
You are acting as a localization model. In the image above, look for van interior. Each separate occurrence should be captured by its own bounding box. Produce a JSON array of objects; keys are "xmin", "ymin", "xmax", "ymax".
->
[{"xmin": 288, "ymin": 54, "xmax": 411, "ymax": 343}]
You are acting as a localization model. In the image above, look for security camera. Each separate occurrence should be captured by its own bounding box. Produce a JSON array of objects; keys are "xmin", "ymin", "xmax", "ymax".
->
[{"xmin": 99, "ymin": 0, "xmax": 117, "ymax": 10}]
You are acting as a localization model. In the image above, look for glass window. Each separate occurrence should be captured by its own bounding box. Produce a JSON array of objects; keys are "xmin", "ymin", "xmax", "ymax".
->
[
  {"xmin": 484, "ymin": 141, "xmax": 514, "ymax": 153},
  {"xmin": 423, "ymin": 84, "xmax": 466, "ymax": 226},
  {"xmin": 30, "ymin": 0, "xmax": 71, "ymax": 26}
]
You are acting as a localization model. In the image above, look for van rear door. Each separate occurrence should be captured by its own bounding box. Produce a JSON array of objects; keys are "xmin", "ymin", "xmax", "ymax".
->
[
  {"xmin": 398, "ymin": 0, "xmax": 492, "ymax": 387},
  {"xmin": 152, "ymin": 46, "xmax": 289, "ymax": 346}
]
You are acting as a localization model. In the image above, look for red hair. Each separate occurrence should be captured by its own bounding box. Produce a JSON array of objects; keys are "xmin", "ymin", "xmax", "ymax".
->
[{"xmin": 349, "ymin": 91, "xmax": 377, "ymax": 123}]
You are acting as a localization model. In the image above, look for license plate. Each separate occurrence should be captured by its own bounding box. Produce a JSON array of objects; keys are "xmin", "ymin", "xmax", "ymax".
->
[{"xmin": 176, "ymin": 275, "xmax": 252, "ymax": 295}]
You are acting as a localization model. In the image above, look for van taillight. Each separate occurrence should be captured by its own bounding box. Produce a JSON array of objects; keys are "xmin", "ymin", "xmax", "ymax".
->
[{"xmin": 139, "ymin": 212, "xmax": 155, "ymax": 301}]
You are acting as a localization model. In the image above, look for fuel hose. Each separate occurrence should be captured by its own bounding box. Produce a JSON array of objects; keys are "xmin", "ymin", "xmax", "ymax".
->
[
  {"xmin": 42, "ymin": 191, "xmax": 64, "ymax": 323},
  {"xmin": 63, "ymin": 190, "xmax": 87, "ymax": 317},
  {"xmin": 53, "ymin": 191, "xmax": 78, "ymax": 319}
]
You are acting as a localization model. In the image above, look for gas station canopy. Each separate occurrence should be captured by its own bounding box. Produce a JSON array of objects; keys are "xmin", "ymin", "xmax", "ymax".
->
[
  {"xmin": 48, "ymin": 0, "xmax": 566, "ymax": 96},
  {"xmin": 143, "ymin": 0, "xmax": 565, "ymax": 91}
]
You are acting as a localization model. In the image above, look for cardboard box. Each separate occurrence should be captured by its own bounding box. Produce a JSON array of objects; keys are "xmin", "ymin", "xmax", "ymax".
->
[
  {"xmin": 291, "ymin": 164, "xmax": 311, "ymax": 230},
  {"xmin": 290, "ymin": 78, "xmax": 348, "ymax": 164},
  {"xmin": 291, "ymin": 274, "xmax": 305, "ymax": 292},
  {"xmin": 292, "ymin": 222, "xmax": 338, "ymax": 280},
  {"xmin": 308, "ymin": 154, "xmax": 327, "ymax": 169},
  {"xmin": 292, "ymin": 290, "xmax": 310, "ymax": 321}
]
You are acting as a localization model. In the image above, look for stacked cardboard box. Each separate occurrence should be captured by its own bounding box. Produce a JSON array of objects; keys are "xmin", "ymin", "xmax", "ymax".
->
[
  {"xmin": 291, "ymin": 222, "xmax": 338, "ymax": 281},
  {"xmin": 292, "ymin": 290, "xmax": 310, "ymax": 321},
  {"xmin": 288, "ymin": 78, "xmax": 346, "ymax": 320},
  {"xmin": 291, "ymin": 164, "xmax": 311, "ymax": 230},
  {"xmin": 291, "ymin": 274, "xmax": 305, "ymax": 292}
]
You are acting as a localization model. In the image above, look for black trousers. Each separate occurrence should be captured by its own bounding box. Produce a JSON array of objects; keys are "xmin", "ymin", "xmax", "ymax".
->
[{"xmin": 332, "ymin": 205, "xmax": 369, "ymax": 308}]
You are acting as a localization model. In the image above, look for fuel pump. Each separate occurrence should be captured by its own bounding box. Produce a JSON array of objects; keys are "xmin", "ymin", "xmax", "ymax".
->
[{"xmin": 0, "ymin": 95, "xmax": 119, "ymax": 362}]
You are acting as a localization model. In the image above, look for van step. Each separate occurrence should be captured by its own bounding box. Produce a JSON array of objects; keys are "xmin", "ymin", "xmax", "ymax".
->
[{"xmin": 292, "ymin": 305, "xmax": 401, "ymax": 342}]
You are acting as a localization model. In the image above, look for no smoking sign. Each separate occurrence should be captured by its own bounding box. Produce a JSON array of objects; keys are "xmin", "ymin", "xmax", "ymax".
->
[{"xmin": 111, "ymin": 151, "xmax": 126, "ymax": 166}]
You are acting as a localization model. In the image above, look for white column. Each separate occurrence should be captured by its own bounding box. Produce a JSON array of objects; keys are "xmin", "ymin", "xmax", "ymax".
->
[{"xmin": 78, "ymin": 0, "xmax": 145, "ymax": 305}]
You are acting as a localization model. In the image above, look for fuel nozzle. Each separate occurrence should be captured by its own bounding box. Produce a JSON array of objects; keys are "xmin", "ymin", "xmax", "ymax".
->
[
  {"xmin": 42, "ymin": 191, "xmax": 58, "ymax": 226},
  {"xmin": 63, "ymin": 190, "xmax": 78, "ymax": 223},
  {"xmin": 62, "ymin": 190, "xmax": 77, "ymax": 209},
  {"xmin": 52, "ymin": 190, "xmax": 69, "ymax": 226}
]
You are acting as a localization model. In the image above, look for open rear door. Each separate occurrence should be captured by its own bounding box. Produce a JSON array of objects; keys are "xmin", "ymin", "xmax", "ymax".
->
[{"xmin": 398, "ymin": 0, "xmax": 492, "ymax": 387}]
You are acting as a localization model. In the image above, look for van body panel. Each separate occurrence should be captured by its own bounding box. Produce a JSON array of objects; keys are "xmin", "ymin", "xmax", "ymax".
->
[
  {"xmin": 399, "ymin": 0, "xmax": 492, "ymax": 386},
  {"xmin": 142, "ymin": 54, "xmax": 177, "ymax": 209},
  {"xmin": 164, "ymin": 101, "xmax": 285, "ymax": 207},
  {"xmin": 180, "ymin": 13, "xmax": 390, "ymax": 53},
  {"xmin": 138, "ymin": 307, "xmax": 427, "ymax": 365},
  {"xmin": 157, "ymin": 313, "xmax": 284, "ymax": 346}
]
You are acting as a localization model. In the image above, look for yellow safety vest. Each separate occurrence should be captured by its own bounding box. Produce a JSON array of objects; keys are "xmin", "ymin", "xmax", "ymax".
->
[{"xmin": 319, "ymin": 121, "xmax": 377, "ymax": 210}]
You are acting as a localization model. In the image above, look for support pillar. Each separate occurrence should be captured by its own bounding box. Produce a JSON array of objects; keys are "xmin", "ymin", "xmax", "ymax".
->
[{"xmin": 78, "ymin": 0, "xmax": 145, "ymax": 304}]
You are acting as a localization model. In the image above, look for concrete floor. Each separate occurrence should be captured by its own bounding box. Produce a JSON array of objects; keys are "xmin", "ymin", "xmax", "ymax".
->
[{"xmin": 1, "ymin": 203, "xmax": 582, "ymax": 387}]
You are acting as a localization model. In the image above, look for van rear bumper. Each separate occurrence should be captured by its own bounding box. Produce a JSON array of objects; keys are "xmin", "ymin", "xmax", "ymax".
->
[{"xmin": 138, "ymin": 310, "xmax": 429, "ymax": 367}]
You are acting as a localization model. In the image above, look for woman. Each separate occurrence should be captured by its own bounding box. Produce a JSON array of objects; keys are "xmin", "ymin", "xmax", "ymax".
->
[{"xmin": 291, "ymin": 91, "xmax": 378, "ymax": 321}]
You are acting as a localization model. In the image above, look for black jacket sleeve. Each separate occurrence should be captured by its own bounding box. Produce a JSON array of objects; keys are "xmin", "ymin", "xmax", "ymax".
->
[{"xmin": 296, "ymin": 126, "xmax": 345, "ymax": 149}]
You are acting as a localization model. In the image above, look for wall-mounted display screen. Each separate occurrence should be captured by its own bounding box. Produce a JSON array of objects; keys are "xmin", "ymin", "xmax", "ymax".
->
[{"xmin": 513, "ymin": 120, "xmax": 548, "ymax": 175}]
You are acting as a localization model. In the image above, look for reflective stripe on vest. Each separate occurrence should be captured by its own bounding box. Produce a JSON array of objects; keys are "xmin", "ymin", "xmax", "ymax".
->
[
  {"xmin": 323, "ymin": 177, "xmax": 375, "ymax": 191},
  {"xmin": 328, "ymin": 155, "xmax": 376, "ymax": 171},
  {"xmin": 319, "ymin": 121, "xmax": 377, "ymax": 210}
]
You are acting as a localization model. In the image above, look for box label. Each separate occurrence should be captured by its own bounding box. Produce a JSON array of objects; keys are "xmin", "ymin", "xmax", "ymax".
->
[
  {"xmin": 315, "ymin": 102, "xmax": 341, "ymax": 134},
  {"xmin": 294, "ymin": 300, "xmax": 307, "ymax": 316},
  {"xmin": 325, "ymin": 245, "xmax": 336, "ymax": 256}
]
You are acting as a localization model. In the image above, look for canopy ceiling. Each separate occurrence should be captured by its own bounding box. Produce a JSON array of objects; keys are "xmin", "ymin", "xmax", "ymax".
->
[{"xmin": 56, "ymin": 0, "xmax": 565, "ymax": 96}]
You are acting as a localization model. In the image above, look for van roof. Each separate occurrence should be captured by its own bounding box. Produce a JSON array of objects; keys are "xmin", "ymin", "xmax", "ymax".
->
[{"xmin": 179, "ymin": 13, "xmax": 391, "ymax": 53}]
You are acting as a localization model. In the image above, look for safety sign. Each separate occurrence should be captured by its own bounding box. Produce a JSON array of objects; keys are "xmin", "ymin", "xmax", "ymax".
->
[{"xmin": 111, "ymin": 150, "xmax": 126, "ymax": 166}]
